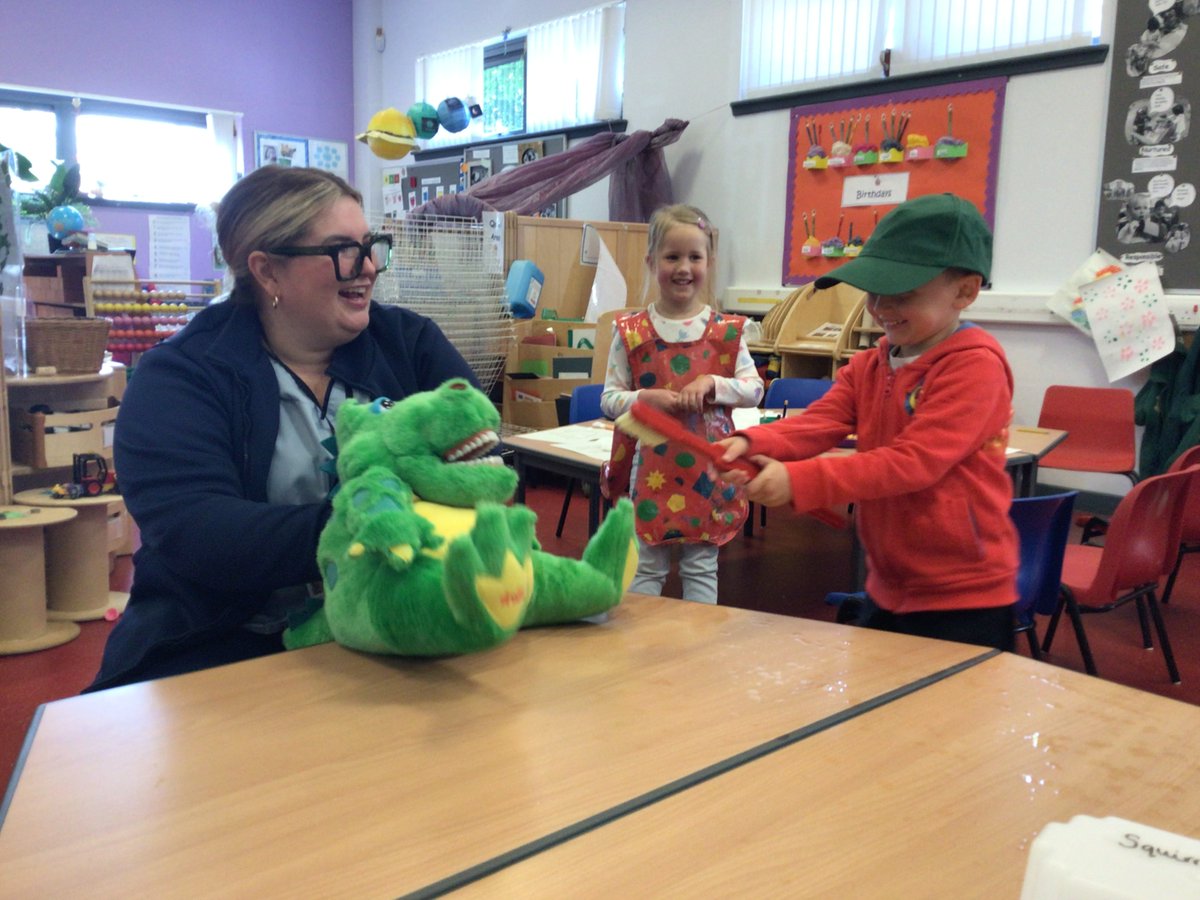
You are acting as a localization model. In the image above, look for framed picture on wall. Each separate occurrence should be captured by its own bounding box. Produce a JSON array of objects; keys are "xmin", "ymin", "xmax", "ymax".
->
[
  {"xmin": 467, "ymin": 158, "xmax": 492, "ymax": 187},
  {"xmin": 254, "ymin": 132, "xmax": 309, "ymax": 169},
  {"xmin": 518, "ymin": 140, "xmax": 544, "ymax": 164}
]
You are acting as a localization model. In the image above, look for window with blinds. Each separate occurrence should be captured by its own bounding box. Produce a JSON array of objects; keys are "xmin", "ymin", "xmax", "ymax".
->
[
  {"xmin": 416, "ymin": 2, "xmax": 624, "ymax": 149},
  {"xmin": 740, "ymin": 0, "xmax": 1105, "ymax": 98}
]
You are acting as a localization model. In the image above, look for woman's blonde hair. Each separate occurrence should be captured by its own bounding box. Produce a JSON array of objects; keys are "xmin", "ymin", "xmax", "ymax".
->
[
  {"xmin": 641, "ymin": 203, "xmax": 718, "ymax": 305},
  {"xmin": 216, "ymin": 166, "xmax": 363, "ymax": 301}
]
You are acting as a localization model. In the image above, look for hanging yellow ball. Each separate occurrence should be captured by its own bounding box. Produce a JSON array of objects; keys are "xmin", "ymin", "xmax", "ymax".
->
[{"xmin": 356, "ymin": 108, "xmax": 419, "ymax": 160}]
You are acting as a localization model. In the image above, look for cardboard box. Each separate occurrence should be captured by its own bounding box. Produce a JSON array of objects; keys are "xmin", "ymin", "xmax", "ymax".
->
[
  {"xmin": 503, "ymin": 375, "xmax": 582, "ymax": 430},
  {"xmin": 513, "ymin": 343, "xmax": 592, "ymax": 374},
  {"xmin": 10, "ymin": 401, "xmax": 119, "ymax": 469}
]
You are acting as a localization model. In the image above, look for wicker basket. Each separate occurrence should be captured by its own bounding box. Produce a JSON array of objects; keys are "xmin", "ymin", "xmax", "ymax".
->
[{"xmin": 24, "ymin": 317, "xmax": 111, "ymax": 375}]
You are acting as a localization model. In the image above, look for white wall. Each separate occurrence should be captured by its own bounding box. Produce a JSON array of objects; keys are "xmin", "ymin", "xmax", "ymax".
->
[{"xmin": 357, "ymin": 0, "xmax": 1144, "ymax": 496}]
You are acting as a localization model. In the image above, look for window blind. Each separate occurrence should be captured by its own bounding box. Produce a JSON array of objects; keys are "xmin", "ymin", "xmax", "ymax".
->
[
  {"xmin": 740, "ymin": 0, "xmax": 1103, "ymax": 98},
  {"xmin": 414, "ymin": 2, "xmax": 624, "ymax": 148}
]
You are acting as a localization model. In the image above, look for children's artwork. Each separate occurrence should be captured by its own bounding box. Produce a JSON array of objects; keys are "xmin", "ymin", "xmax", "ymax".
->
[
  {"xmin": 1079, "ymin": 261, "xmax": 1174, "ymax": 382},
  {"xmin": 784, "ymin": 77, "xmax": 1005, "ymax": 285},
  {"xmin": 309, "ymin": 140, "xmax": 349, "ymax": 179},
  {"xmin": 254, "ymin": 133, "xmax": 309, "ymax": 169},
  {"xmin": 1046, "ymin": 248, "xmax": 1124, "ymax": 334}
]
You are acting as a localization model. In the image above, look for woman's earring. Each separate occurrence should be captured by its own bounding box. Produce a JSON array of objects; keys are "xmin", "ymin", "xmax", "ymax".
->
[{"xmin": 272, "ymin": 295, "xmax": 280, "ymax": 309}]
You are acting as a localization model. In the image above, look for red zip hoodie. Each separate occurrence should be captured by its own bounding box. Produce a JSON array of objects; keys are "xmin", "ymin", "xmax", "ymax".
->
[{"xmin": 739, "ymin": 324, "xmax": 1018, "ymax": 614}]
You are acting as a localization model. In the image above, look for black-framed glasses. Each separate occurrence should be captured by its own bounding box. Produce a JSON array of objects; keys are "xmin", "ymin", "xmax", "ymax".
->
[{"xmin": 268, "ymin": 233, "xmax": 392, "ymax": 281}]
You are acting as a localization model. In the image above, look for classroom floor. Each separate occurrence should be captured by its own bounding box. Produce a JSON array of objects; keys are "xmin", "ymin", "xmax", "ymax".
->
[{"xmin": 3, "ymin": 478, "xmax": 1199, "ymax": 793}]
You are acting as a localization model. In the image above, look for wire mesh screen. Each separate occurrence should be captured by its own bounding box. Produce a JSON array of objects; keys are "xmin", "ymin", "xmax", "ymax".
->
[{"xmin": 371, "ymin": 213, "xmax": 513, "ymax": 395}]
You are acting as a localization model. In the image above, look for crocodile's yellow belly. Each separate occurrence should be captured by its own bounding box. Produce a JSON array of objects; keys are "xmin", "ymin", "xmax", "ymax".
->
[{"xmin": 413, "ymin": 500, "xmax": 477, "ymax": 560}]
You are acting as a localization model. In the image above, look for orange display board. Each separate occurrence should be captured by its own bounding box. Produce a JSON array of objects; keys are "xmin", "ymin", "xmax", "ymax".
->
[{"xmin": 784, "ymin": 77, "xmax": 1006, "ymax": 285}]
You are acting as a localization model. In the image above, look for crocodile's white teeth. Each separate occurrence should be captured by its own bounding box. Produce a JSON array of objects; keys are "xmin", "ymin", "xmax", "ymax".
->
[{"xmin": 444, "ymin": 430, "xmax": 501, "ymax": 462}]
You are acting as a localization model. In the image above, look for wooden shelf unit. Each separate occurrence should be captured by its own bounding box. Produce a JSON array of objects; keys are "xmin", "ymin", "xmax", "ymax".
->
[
  {"xmin": 768, "ymin": 282, "xmax": 867, "ymax": 379},
  {"xmin": 499, "ymin": 216, "xmax": 649, "ymax": 430},
  {"xmin": 6, "ymin": 365, "xmax": 126, "ymax": 491}
]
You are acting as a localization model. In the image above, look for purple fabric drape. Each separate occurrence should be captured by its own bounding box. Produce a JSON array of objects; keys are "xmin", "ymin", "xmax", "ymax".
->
[{"xmin": 408, "ymin": 118, "xmax": 688, "ymax": 222}]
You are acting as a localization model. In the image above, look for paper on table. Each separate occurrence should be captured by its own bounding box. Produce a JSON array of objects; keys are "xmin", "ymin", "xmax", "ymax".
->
[
  {"xmin": 584, "ymin": 234, "xmax": 628, "ymax": 323},
  {"xmin": 515, "ymin": 422, "xmax": 614, "ymax": 462},
  {"xmin": 1080, "ymin": 261, "xmax": 1174, "ymax": 383},
  {"xmin": 732, "ymin": 407, "xmax": 762, "ymax": 430}
]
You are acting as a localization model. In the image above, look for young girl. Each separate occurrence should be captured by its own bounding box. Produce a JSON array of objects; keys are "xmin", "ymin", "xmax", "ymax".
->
[{"xmin": 600, "ymin": 204, "xmax": 763, "ymax": 604}]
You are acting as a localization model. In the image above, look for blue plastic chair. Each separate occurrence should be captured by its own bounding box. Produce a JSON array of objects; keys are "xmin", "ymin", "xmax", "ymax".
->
[
  {"xmin": 749, "ymin": 378, "xmax": 836, "ymax": 534},
  {"xmin": 1010, "ymin": 491, "xmax": 1077, "ymax": 658},
  {"xmin": 764, "ymin": 377, "xmax": 834, "ymax": 413},
  {"xmin": 556, "ymin": 383, "xmax": 605, "ymax": 537}
]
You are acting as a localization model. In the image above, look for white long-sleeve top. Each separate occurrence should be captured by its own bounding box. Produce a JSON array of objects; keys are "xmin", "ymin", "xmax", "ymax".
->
[{"xmin": 599, "ymin": 304, "xmax": 764, "ymax": 419}]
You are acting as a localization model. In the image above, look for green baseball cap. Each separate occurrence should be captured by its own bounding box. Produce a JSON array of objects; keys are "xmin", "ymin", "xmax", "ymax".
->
[{"xmin": 814, "ymin": 193, "xmax": 992, "ymax": 294}]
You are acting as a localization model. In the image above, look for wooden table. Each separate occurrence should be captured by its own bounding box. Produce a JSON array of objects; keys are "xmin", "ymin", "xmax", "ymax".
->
[
  {"xmin": 13, "ymin": 489, "xmax": 130, "ymax": 621},
  {"xmin": 504, "ymin": 420, "xmax": 613, "ymax": 535},
  {"xmin": 1006, "ymin": 425, "xmax": 1068, "ymax": 498},
  {"xmin": 0, "ymin": 596, "xmax": 988, "ymax": 896},
  {"xmin": 0, "ymin": 504, "xmax": 79, "ymax": 655},
  {"xmin": 453, "ymin": 651, "xmax": 1200, "ymax": 898}
]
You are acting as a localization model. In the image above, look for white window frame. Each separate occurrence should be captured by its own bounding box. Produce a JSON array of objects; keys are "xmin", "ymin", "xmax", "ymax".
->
[
  {"xmin": 740, "ymin": 0, "xmax": 1105, "ymax": 100},
  {"xmin": 0, "ymin": 87, "xmax": 242, "ymax": 207}
]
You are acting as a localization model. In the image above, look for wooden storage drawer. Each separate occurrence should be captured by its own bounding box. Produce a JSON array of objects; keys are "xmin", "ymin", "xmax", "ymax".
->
[{"xmin": 10, "ymin": 402, "xmax": 119, "ymax": 469}]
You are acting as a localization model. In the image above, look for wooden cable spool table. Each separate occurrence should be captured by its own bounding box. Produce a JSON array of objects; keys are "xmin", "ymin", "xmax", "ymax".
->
[
  {"xmin": 0, "ymin": 504, "xmax": 80, "ymax": 654},
  {"xmin": 13, "ymin": 490, "xmax": 130, "ymax": 622}
]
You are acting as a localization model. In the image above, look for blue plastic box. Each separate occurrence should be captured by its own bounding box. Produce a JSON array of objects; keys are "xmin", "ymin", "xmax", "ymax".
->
[{"xmin": 506, "ymin": 260, "xmax": 544, "ymax": 318}]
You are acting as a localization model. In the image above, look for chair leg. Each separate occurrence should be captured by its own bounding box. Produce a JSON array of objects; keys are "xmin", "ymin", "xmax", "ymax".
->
[
  {"xmin": 1061, "ymin": 588, "xmax": 1098, "ymax": 676},
  {"xmin": 556, "ymin": 480, "xmax": 576, "ymax": 538},
  {"xmin": 744, "ymin": 501, "xmax": 755, "ymax": 537},
  {"xmin": 1146, "ymin": 592, "xmax": 1181, "ymax": 684},
  {"xmin": 1042, "ymin": 596, "xmax": 1064, "ymax": 652},
  {"xmin": 1134, "ymin": 596, "xmax": 1154, "ymax": 649},
  {"xmin": 1024, "ymin": 627, "xmax": 1043, "ymax": 660},
  {"xmin": 1161, "ymin": 551, "xmax": 1184, "ymax": 604}
]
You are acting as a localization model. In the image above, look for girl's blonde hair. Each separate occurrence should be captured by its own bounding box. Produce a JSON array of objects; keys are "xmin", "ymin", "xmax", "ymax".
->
[
  {"xmin": 216, "ymin": 166, "xmax": 363, "ymax": 302},
  {"xmin": 641, "ymin": 203, "xmax": 718, "ymax": 305}
]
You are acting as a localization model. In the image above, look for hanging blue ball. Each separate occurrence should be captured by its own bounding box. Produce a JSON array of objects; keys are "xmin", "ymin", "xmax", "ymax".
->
[
  {"xmin": 437, "ymin": 97, "xmax": 469, "ymax": 133},
  {"xmin": 407, "ymin": 102, "xmax": 440, "ymax": 139}
]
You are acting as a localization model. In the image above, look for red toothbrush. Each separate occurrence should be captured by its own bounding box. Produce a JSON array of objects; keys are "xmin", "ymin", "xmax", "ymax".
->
[{"xmin": 614, "ymin": 400, "xmax": 848, "ymax": 529}]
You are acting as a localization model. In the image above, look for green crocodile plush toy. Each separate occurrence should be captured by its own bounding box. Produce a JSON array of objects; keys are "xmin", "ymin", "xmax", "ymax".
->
[{"xmin": 283, "ymin": 378, "xmax": 637, "ymax": 655}]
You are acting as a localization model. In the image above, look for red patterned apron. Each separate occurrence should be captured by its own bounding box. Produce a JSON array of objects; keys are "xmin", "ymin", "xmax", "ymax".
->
[{"xmin": 613, "ymin": 310, "xmax": 749, "ymax": 547}]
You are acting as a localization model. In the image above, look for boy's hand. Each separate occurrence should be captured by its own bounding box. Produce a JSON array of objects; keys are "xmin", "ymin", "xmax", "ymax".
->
[
  {"xmin": 717, "ymin": 436, "xmax": 751, "ymax": 482},
  {"xmin": 742, "ymin": 457, "xmax": 794, "ymax": 507},
  {"xmin": 676, "ymin": 375, "xmax": 715, "ymax": 413}
]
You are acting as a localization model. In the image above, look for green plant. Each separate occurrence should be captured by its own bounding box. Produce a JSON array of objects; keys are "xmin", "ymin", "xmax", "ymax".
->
[
  {"xmin": 16, "ymin": 159, "xmax": 90, "ymax": 222},
  {"xmin": 0, "ymin": 142, "xmax": 37, "ymax": 187}
]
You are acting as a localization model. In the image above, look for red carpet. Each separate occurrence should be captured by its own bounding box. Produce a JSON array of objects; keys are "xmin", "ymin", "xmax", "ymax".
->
[{"xmin": 4, "ymin": 481, "xmax": 1198, "ymax": 794}]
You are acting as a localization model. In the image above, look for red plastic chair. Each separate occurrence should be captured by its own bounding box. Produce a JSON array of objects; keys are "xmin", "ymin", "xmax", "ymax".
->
[
  {"xmin": 1036, "ymin": 385, "xmax": 1139, "ymax": 484},
  {"xmin": 1042, "ymin": 466, "xmax": 1195, "ymax": 684},
  {"xmin": 1162, "ymin": 445, "xmax": 1200, "ymax": 605}
]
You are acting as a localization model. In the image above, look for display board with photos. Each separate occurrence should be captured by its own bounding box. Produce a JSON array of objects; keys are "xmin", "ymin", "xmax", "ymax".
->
[
  {"xmin": 385, "ymin": 134, "xmax": 568, "ymax": 219},
  {"xmin": 1096, "ymin": 0, "xmax": 1197, "ymax": 291}
]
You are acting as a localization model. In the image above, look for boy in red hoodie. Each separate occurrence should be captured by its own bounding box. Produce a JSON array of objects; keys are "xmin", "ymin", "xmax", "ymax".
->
[{"xmin": 720, "ymin": 193, "xmax": 1018, "ymax": 649}]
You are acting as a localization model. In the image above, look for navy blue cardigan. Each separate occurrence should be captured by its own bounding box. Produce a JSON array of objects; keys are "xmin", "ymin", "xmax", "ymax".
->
[{"xmin": 88, "ymin": 297, "xmax": 478, "ymax": 690}]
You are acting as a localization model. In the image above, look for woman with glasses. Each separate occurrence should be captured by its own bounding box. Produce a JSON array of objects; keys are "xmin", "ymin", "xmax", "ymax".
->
[{"xmin": 89, "ymin": 166, "xmax": 478, "ymax": 690}]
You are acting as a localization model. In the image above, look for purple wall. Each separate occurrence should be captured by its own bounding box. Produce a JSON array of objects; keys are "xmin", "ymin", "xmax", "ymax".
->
[{"xmin": 0, "ymin": 0, "xmax": 354, "ymax": 281}]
